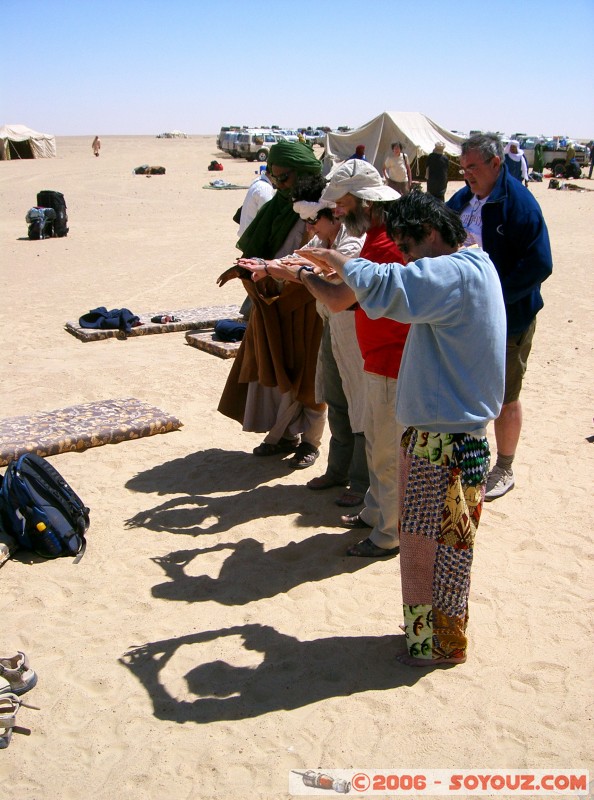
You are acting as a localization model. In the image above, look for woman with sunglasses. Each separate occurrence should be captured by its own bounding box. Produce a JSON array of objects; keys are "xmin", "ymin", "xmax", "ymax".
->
[{"xmin": 290, "ymin": 181, "xmax": 368, "ymax": 506}]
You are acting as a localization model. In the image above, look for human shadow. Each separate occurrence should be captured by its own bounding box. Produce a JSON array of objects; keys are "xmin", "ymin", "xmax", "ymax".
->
[
  {"xmin": 151, "ymin": 529, "xmax": 377, "ymax": 605},
  {"xmin": 125, "ymin": 448, "xmax": 300, "ymax": 497},
  {"xmin": 120, "ymin": 624, "xmax": 420, "ymax": 723},
  {"xmin": 125, "ymin": 483, "xmax": 340, "ymax": 537}
]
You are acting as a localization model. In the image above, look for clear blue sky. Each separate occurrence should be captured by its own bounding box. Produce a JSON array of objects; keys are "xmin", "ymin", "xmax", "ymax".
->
[{"xmin": 3, "ymin": 0, "xmax": 593, "ymax": 138}]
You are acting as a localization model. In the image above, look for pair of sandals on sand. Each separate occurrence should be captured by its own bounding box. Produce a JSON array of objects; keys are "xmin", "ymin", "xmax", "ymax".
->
[{"xmin": 0, "ymin": 651, "xmax": 39, "ymax": 749}]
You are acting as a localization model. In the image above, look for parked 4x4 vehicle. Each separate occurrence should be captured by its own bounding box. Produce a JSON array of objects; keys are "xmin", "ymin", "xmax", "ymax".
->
[
  {"xmin": 217, "ymin": 126, "xmax": 243, "ymax": 150},
  {"xmin": 236, "ymin": 130, "xmax": 285, "ymax": 162},
  {"xmin": 220, "ymin": 130, "xmax": 242, "ymax": 158},
  {"xmin": 519, "ymin": 137, "xmax": 587, "ymax": 175},
  {"xmin": 271, "ymin": 129, "xmax": 295, "ymax": 142}
]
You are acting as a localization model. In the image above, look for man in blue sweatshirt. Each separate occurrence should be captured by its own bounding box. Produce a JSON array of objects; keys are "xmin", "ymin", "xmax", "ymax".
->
[
  {"xmin": 301, "ymin": 192, "xmax": 506, "ymax": 666},
  {"xmin": 448, "ymin": 133, "xmax": 553, "ymax": 501}
]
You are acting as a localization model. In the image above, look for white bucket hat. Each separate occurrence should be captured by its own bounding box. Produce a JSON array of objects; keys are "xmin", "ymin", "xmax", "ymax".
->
[{"xmin": 321, "ymin": 159, "xmax": 401, "ymax": 203}]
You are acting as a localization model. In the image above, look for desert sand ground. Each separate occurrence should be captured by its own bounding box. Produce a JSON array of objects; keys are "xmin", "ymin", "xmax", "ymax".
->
[{"xmin": 0, "ymin": 136, "xmax": 592, "ymax": 800}]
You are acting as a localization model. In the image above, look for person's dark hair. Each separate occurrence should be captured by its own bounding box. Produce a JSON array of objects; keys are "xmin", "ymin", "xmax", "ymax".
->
[
  {"xmin": 386, "ymin": 192, "xmax": 466, "ymax": 248},
  {"xmin": 291, "ymin": 173, "xmax": 334, "ymax": 221},
  {"xmin": 367, "ymin": 199, "xmax": 396, "ymax": 227},
  {"xmin": 391, "ymin": 142, "xmax": 403, "ymax": 150},
  {"xmin": 461, "ymin": 132, "xmax": 504, "ymax": 162},
  {"xmin": 317, "ymin": 207, "xmax": 335, "ymax": 221},
  {"xmin": 291, "ymin": 173, "xmax": 328, "ymax": 203}
]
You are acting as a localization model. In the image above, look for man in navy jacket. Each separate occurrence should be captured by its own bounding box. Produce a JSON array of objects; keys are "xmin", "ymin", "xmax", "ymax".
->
[{"xmin": 448, "ymin": 132, "xmax": 553, "ymax": 501}]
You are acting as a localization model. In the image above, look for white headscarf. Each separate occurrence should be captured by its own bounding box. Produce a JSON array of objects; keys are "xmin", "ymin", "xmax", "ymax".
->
[
  {"xmin": 292, "ymin": 200, "xmax": 333, "ymax": 221},
  {"xmin": 504, "ymin": 140, "xmax": 524, "ymax": 161}
]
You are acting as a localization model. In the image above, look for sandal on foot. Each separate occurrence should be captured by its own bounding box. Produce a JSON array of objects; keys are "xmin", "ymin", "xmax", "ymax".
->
[
  {"xmin": 335, "ymin": 491, "xmax": 364, "ymax": 507},
  {"xmin": 346, "ymin": 537, "xmax": 399, "ymax": 558},
  {"xmin": 288, "ymin": 443, "xmax": 319, "ymax": 469},
  {"xmin": 0, "ymin": 693, "xmax": 39, "ymax": 749},
  {"xmin": 0, "ymin": 652, "xmax": 38, "ymax": 696},
  {"xmin": 253, "ymin": 438, "xmax": 299, "ymax": 457},
  {"xmin": 306, "ymin": 474, "xmax": 348, "ymax": 490}
]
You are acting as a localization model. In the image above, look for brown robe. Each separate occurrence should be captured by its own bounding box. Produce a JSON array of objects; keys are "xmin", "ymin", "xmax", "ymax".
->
[{"xmin": 218, "ymin": 277, "xmax": 324, "ymax": 425}]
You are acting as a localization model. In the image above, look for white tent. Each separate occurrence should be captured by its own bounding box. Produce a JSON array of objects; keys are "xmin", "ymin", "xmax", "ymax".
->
[
  {"xmin": 156, "ymin": 130, "xmax": 188, "ymax": 139},
  {"xmin": 0, "ymin": 124, "xmax": 57, "ymax": 160},
  {"xmin": 323, "ymin": 111, "xmax": 464, "ymax": 176}
]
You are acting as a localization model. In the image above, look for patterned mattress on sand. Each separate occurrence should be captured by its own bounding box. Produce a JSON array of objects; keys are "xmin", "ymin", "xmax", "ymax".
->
[{"xmin": 0, "ymin": 397, "xmax": 183, "ymax": 467}]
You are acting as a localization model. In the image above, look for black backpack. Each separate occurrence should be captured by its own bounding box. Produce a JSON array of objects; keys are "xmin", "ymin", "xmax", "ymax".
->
[
  {"xmin": 36, "ymin": 190, "xmax": 68, "ymax": 237},
  {"xmin": 0, "ymin": 454, "xmax": 89, "ymax": 562}
]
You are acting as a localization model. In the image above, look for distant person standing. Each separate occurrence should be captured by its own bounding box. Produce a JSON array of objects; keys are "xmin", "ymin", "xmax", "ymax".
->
[
  {"xmin": 533, "ymin": 140, "xmax": 545, "ymax": 174},
  {"xmin": 92, "ymin": 136, "xmax": 101, "ymax": 157},
  {"xmin": 349, "ymin": 145, "xmax": 367, "ymax": 161},
  {"xmin": 503, "ymin": 140, "xmax": 529, "ymax": 187},
  {"xmin": 425, "ymin": 142, "xmax": 449, "ymax": 201},
  {"xmin": 588, "ymin": 142, "xmax": 594, "ymax": 179},
  {"xmin": 383, "ymin": 142, "xmax": 411, "ymax": 196}
]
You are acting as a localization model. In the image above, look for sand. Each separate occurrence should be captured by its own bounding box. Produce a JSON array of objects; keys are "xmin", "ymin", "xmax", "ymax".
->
[{"xmin": 0, "ymin": 136, "xmax": 592, "ymax": 800}]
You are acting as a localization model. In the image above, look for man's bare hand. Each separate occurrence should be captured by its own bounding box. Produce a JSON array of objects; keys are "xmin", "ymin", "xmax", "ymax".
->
[
  {"xmin": 295, "ymin": 247, "xmax": 350, "ymax": 275},
  {"xmin": 241, "ymin": 258, "xmax": 306, "ymax": 283},
  {"xmin": 216, "ymin": 264, "xmax": 252, "ymax": 287}
]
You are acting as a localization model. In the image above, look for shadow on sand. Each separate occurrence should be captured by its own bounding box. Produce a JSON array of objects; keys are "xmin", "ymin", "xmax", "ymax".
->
[
  {"xmin": 150, "ymin": 528, "xmax": 379, "ymax": 605},
  {"xmin": 120, "ymin": 624, "xmax": 420, "ymax": 723}
]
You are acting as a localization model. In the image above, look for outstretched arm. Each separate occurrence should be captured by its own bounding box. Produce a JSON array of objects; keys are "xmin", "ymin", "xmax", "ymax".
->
[
  {"xmin": 294, "ymin": 247, "xmax": 351, "ymax": 278},
  {"xmin": 242, "ymin": 253, "xmax": 356, "ymax": 311},
  {"xmin": 299, "ymin": 273, "xmax": 356, "ymax": 312},
  {"xmin": 216, "ymin": 264, "xmax": 252, "ymax": 287}
]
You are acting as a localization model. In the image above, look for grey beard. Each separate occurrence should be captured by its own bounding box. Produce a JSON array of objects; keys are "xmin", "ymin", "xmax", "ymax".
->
[{"xmin": 344, "ymin": 207, "xmax": 370, "ymax": 238}]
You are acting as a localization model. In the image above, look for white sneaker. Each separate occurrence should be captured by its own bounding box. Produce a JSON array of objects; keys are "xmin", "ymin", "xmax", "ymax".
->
[{"xmin": 485, "ymin": 466, "xmax": 515, "ymax": 501}]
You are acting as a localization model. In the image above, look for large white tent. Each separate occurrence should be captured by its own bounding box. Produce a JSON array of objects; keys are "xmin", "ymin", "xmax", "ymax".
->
[
  {"xmin": 323, "ymin": 111, "xmax": 464, "ymax": 176},
  {"xmin": 0, "ymin": 124, "xmax": 57, "ymax": 160}
]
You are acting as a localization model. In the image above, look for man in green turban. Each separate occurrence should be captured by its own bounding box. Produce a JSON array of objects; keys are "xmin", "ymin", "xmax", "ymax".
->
[{"xmin": 217, "ymin": 141, "xmax": 326, "ymax": 469}]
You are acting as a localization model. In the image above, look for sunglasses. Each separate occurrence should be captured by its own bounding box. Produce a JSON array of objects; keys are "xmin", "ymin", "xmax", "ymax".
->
[{"xmin": 270, "ymin": 170, "xmax": 293, "ymax": 184}]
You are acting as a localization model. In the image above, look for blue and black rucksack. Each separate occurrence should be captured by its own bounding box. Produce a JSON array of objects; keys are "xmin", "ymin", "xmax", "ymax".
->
[
  {"xmin": 26, "ymin": 207, "xmax": 56, "ymax": 240},
  {"xmin": 0, "ymin": 454, "xmax": 89, "ymax": 562}
]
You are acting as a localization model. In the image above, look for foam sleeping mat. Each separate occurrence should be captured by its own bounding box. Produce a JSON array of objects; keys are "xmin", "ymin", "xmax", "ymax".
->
[
  {"xmin": 65, "ymin": 305, "xmax": 243, "ymax": 342},
  {"xmin": 0, "ymin": 398, "xmax": 183, "ymax": 467},
  {"xmin": 185, "ymin": 329, "xmax": 242, "ymax": 359}
]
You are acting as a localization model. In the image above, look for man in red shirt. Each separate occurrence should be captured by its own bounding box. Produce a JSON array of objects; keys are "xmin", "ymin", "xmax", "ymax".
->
[
  {"xmin": 256, "ymin": 161, "xmax": 405, "ymax": 557},
  {"xmin": 317, "ymin": 161, "xmax": 409, "ymax": 557},
  {"xmin": 242, "ymin": 160, "xmax": 409, "ymax": 557}
]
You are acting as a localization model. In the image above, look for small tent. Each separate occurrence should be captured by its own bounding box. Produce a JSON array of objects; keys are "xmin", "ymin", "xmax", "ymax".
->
[
  {"xmin": 0, "ymin": 124, "xmax": 57, "ymax": 160},
  {"xmin": 156, "ymin": 130, "xmax": 188, "ymax": 139},
  {"xmin": 323, "ymin": 111, "xmax": 464, "ymax": 176}
]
